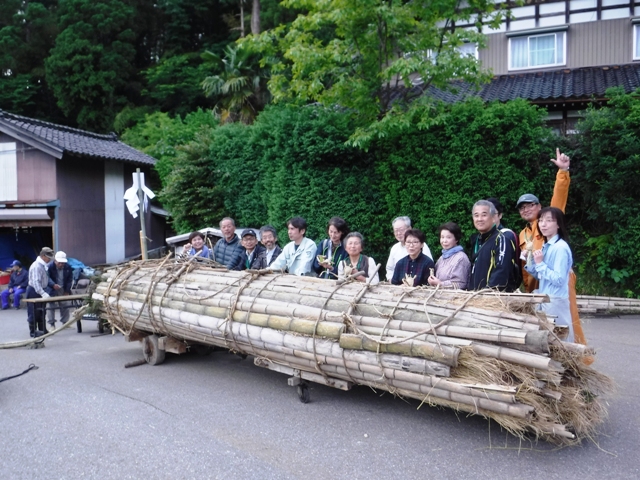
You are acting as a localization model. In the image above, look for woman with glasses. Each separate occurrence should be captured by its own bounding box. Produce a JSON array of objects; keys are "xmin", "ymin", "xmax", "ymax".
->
[
  {"xmin": 337, "ymin": 232, "xmax": 380, "ymax": 284},
  {"xmin": 390, "ymin": 229, "xmax": 435, "ymax": 286},
  {"xmin": 313, "ymin": 217, "xmax": 350, "ymax": 279},
  {"xmin": 524, "ymin": 207, "xmax": 574, "ymax": 342},
  {"xmin": 428, "ymin": 222, "xmax": 470, "ymax": 289}
]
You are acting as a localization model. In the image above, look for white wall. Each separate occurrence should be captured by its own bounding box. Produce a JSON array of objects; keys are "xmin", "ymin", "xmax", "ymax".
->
[
  {"xmin": 104, "ymin": 161, "xmax": 125, "ymax": 263},
  {"xmin": 0, "ymin": 142, "xmax": 17, "ymax": 201}
]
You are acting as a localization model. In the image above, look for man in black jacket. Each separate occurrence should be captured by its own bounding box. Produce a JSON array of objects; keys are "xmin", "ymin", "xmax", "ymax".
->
[
  {"xmin": 239, "ymin": 229, "xmax": 266, "ymax": 270},
  {"xmin": 467, "ymin": 200, "xmax": 519, "ymax": 292},
  {"xmin": 254, "ymin": 225, "xmax": 282, "ymax": 269},
  {"xmin": 47, "ymin": 251, "xmax": 74, "ymax": 328}
]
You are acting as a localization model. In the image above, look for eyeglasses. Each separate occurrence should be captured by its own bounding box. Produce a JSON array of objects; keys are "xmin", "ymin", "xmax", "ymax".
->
[
  {"xmin": 405, "ymin": 240, "xmax": 421, "ymax": 245},
  {"xmin": 518, "ymin": 202, "xmax": 539, "ymax": 212}
]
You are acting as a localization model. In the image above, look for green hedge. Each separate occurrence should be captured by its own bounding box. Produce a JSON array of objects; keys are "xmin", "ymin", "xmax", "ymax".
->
[
  {"xmin": 375, "ymin": 98, "xmax": 559, "ymax": 251},
  {"xmin": 570, "ymin": 88, "xmax": 640, "ymax": 296},
  {"xmin": 148, "ymin": 100, "xmax": 569, "ymax": 280},
  {"xmin": 125, "ymin": 94, "xmax": 640, "ymax": 293}
]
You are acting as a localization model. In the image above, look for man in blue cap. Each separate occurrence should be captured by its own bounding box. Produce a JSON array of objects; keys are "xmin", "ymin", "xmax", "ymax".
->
[{"xmin": 1, "ymin": 260, "xmax": 28, "ymax": 310}]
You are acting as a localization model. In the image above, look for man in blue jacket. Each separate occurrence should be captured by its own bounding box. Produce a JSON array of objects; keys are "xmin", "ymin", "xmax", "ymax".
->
[
  {"xmin": 47, "ymin": 251, "xmax": 74, "ymax": 327},
  {"xmin": 212, "ymin": 217, "xmax": 244, "ymax": 270},
  {"xmin": 1, "ymin": 260, "xmax": 28, "ymax": 310}
]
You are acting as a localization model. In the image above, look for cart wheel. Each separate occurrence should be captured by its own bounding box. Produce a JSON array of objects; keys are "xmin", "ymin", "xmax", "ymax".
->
[
  {"xmin": 98, "ymin": 319, "xmax": 105, "ymax": 334},
  {"xmin": 297, "ymin": 382, "xmax": 310, "ymax": 404},
  {"xmin": 142, "ymin": 335, "xmax": 165, "ymax": 365}
]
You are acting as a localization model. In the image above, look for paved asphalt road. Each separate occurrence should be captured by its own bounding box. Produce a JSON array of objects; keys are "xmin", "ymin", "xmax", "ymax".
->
[{"xmin": 0, "ymin": 307, "xmax": 638, "ymax": 480}]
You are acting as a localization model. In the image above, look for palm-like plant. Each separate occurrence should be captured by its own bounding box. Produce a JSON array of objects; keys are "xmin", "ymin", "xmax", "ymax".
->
[{"xmin": 201, "ymin": 44, "xmax": 268, "ymax": 124}]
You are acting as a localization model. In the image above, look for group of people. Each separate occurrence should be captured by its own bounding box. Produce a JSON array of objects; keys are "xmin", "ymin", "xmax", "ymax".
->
[
  {"xmin": 3, "ymin": 247, "xmax": 73, "ymax": 337},
  {"xmin": 183, "ymin": 149, "xmax": 582, "ymax": 344}
]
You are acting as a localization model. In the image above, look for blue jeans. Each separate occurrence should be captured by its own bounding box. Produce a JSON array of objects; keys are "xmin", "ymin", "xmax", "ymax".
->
[{"xmin": 1, "ymin": 287, "xmax": 25, "ymax": 309}]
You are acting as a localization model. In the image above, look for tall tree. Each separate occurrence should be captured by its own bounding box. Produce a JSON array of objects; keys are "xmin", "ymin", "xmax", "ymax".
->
[
  {"xmin": 245, "ymin": 0, "xmax": 507, "ymax": 147},
  {"xmin": 251, "ymin": 0, "xmax": 260, "ymax": 35},
  {"xmin": 0, "ymin": 1, "xmax": 60, "ymax": 120},
  {"xmin": 45, "ymin": 0, "xmax": 139, "ymax": 131}
]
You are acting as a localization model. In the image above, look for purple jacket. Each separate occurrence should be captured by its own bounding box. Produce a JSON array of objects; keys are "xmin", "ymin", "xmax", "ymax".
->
[{"xmin": 434, "ymin": 251, "xmax": 471, "ymax": 289}]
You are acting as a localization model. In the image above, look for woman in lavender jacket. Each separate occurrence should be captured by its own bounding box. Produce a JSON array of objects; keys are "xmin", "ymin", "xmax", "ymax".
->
[{"xmin": 428, "ymin": 222, "xmax": 471, "ymax": 290}]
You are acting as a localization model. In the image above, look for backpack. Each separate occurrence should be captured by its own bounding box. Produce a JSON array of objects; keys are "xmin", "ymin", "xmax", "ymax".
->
[{"xmin": 500, "ymin": 228, "xmax": 523, "ymax": 291}]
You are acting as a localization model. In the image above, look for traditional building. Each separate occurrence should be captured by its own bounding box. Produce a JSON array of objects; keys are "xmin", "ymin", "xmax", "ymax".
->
[
  {"xmin": 417, "ymin": 0, "xmax": 640, "ymax": 133},
  {"xmin": 0, "ymin": 110, "xmax": 167, "ymax": 267}
]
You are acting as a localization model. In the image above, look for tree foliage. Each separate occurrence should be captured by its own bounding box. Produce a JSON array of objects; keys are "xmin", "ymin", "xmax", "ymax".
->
[
  {"xmin": 246, "ymin": 0, "xmax": 507, "ymax": 147},
  {"xmin": 152, "ymin": 100, "xmax": 557, "ymax": 278},
  {"xmin": 572, "ymin": 88, "xmax": 640, "ymax": 296},
  {"xmin": 45, "ymin": 0, "xmax": 139, "ymax": 131},
  {"xmin": 121, "ymin": 109, "xmax": 218, "ymax": 187},
  {"xmin": 0, "ymin": 0, "xmax": 61, "ymax": 120},
  {"xmin": 375, "ymin": 98, "xmax": 558, "ymax": 249},
  {"xmin": 202, "ymin": 44, "xmax": 270, "ymax": 123},
  {"xmin": 141, "ymin": 53, "xmax": 214, "ymax": 117}
]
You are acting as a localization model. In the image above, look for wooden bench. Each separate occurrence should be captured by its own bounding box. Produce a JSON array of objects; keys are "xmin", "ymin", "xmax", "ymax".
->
[{"xmin": 24, "ymin": 294, "xmax": 89, "ymax": 332}]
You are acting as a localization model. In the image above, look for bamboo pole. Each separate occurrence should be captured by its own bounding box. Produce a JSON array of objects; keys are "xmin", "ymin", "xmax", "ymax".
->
[
  {"xmin": 100, "ymin": 275, "xmax": 544, "ymax": 328},
  {"xmin": 96, "ymin": 285, "xmax": 545, "ymax": 347},
  {"xmin": 96, "ymin": 290, "xmax": 560, "ymax": 372},
  {"xmin": 95, "ymin": 261, "xmax": 612, "ymax": 444}
]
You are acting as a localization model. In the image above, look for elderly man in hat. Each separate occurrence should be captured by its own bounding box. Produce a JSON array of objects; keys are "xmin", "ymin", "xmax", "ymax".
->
[
  {"xmin": 46, "ymin": 251, "xmax": 74, "ymax": 328},
  {"xmin": 26, "ymin": 247, "xmax": 54, "ymax": 336},
  {"xmin": 1, "ymin": 260, "xmax": 28, "ymax": 310},
  {"xmin": 239, "ymin": 229, "xmax": 265, "ymax": 270}
]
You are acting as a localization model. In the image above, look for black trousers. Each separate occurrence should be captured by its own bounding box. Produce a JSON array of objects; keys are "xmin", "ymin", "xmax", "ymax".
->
[{"xmin": 26, "ymin": 286, "xmax": 46, "ymax": 336}]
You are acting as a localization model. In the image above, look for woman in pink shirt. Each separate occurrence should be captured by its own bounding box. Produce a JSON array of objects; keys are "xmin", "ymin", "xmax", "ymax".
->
[{"xmin": 428, "ymin": 222, "xmax": 471, "ymax": 290}]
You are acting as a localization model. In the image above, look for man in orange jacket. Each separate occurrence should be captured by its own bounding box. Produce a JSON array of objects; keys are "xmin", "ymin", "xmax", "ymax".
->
[{"xmin": 517, "ymin": 149, "xmax": 589, "ymax": 349}]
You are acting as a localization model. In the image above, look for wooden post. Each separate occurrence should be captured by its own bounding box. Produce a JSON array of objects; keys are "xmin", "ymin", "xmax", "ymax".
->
[{"xmin": 136, "ymin": 168, "xmax": 148, "ymax": 260}]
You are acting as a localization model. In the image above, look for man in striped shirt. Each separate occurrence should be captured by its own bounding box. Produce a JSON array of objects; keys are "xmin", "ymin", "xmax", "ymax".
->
[{"xmin": 26, "ymin": 247, "xmax": 54, "ymax": 337}]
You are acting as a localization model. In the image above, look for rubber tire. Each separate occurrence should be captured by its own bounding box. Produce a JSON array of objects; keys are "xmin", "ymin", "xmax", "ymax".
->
[
  {"xmin": 297, "ymin": 383, "xmax": 310, "ymax": 404},
  {"xmin": 142, "ymin": 335, "xmax": 166, "ymax": 365},
  {"xmin": 98, "ymin": 319, "xmax": 105, "ymax": 334}
]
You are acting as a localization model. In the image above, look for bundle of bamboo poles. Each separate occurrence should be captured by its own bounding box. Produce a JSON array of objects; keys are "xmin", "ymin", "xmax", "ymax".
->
[
  {"xmin": 577, "ymin": 295, "xmax": 640, "ymax": 315},
  {"xmin": 93, "ymin": 257, "xmax": 613, "ymax": 444}
]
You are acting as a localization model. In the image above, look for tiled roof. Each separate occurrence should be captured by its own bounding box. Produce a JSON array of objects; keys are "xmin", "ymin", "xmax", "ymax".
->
[
  {"xmin": 410, "ymin": 63, "xmax": 640, "ymax": 104},
  {"xmin": 0, "ymin": 110, "xmax": 155, "ymax": 165}
]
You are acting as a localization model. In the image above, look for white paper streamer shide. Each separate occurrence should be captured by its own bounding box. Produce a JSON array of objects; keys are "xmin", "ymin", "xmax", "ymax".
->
[{"xmin": 123, "ymin": 172, "xmax": 155, "ymax": 218}]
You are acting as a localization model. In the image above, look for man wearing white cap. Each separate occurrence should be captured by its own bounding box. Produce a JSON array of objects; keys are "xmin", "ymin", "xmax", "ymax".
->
[{"xmin": 47, "ymin": 251, "xmax": 73, "ymax": 328}]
